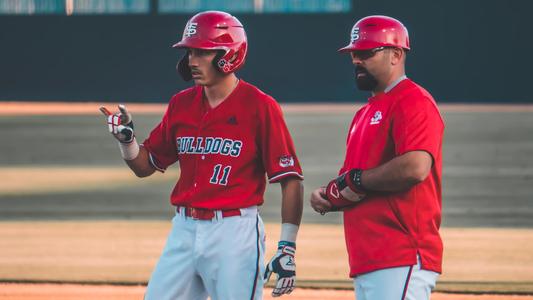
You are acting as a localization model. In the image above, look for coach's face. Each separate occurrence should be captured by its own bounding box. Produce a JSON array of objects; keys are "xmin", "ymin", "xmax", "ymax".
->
[
  {"xmin": 188, "ymin": 48, "xmax": 224, "ymax": 86},
  {"xmin": 351, "ymin": 47, "xmax": 400, "ymax": 93}
]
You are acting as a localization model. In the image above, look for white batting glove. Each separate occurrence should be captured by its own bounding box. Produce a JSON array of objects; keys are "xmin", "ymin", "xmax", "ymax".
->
[
  {"xmin": 99, "ymin": 104, "xmax": 135, "ymax": 143},
  {"xmin": 264, "ymin": 241, "xmax": 296, "ymax": 297}
]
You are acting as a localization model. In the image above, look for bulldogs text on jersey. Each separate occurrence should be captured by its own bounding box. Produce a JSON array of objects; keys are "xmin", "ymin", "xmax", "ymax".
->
[{"xmin": 176, "ymin": 136, "xmax": 243, "ymax": 157}]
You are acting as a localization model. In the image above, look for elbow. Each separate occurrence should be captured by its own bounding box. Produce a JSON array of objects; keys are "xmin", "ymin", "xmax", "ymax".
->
[
  {"xmin": 407, "ymin": 174, "xmax": 425, "ymax": 186},
  {"xmin": 134, "ymin": 172, "xmax": 149, "ymax": 178},
  {"xmin": 402, "ymin": 151, "xmax": 433, "ymax": 186},
  {"xmin": 406, "ymin": 165, "xmax": 430, "ymax": 185},
  {"xmin": 133, "ymin": 168, "xmax": 154, "ymax": 178}
]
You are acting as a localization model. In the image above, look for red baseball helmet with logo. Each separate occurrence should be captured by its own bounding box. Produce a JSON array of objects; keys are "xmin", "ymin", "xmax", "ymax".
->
[
  {"xmin": 338, "ymin": 15, "xmax": 410, "ymax": 52},
  {"xmin": 173, "ymin": 11, "xmax": 248, "ymax": 81}
]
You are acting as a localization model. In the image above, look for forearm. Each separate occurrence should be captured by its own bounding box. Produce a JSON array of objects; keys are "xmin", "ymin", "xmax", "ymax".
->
[
  {"xmin": 264, "ymin": 179, "xmax": 301, "ymax": 296},
  {"xmin": 361, "ymin": 150, "xmax": 432, "ymax": 192},
  {"xmin": 280, "ymin": 177, "xmax": 303, "ymax": 226},
  {"xmin": 124, "ymin": 145, "xmax": 156, "ymax": 178}
]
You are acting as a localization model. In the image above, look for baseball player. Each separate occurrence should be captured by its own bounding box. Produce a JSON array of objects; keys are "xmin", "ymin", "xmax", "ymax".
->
[
  {"xmin": 309, "ymin": 15, "xmax": 444, "ymax": 300},
  {"xmin": 100, "ymin": 11, "xmax": 303, "ymax": 300}
]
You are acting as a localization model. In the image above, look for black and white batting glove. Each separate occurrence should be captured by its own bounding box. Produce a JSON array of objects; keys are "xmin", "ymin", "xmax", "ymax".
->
[
  {"xmin": 264, "ymin": 241, "xmax": 296, "ymax": 297},
  {"xmin": 100, "ymin": 104, "xmax": 135, "ymax": 144},
  {"xmin": 99, "ymin": 104, "xmax": 140, "ymax": 161}
]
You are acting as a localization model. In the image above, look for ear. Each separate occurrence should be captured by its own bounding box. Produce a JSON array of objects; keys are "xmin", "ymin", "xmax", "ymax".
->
[
  {"xmin": 390, "ymin": 48, "xmax": 404, "ymax": 66},
  {"xmin": 212, "ymin": 50, "xmax": 226, "ymax": 72}
]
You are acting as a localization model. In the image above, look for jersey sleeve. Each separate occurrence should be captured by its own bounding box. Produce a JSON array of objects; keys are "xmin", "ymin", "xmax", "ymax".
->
[
  {"xmin": 258, "ymin": 99, "xmax": 303, "ymax": 183},
  {"xmin": 141, "ymin": 99, "xmax": 178, "ymax": 172},
  {"xmin": 392, "ymin": 96, "xmax": 444, "ymax": 161}
]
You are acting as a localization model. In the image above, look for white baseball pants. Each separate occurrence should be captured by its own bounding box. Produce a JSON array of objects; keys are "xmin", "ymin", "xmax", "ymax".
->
[
  {"xmin": 145, "ymin": 206, "xmax": 265, "ymax": 300},
  {"xmin": 353, "ymin": 255, "xmax": 439, "ymax": 300}
]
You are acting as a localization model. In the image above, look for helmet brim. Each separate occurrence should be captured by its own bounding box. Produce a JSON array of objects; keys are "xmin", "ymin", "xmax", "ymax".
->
[
  {"xmin": 338, "ymin": 40, "xmax": 392, "ymax": 53},
  {"xmin": 338, "ymin": 41, "xmax": 410, "ymax": 53},
  {"xmin": 172, "ymin": 38, "xmax": 231, "ymax": 51}
]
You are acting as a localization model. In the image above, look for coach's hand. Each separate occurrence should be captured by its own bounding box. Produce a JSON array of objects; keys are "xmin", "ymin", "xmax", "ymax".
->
[
  {"xmin": 99, "ymin": 104, "xmax": 135, "ymax": 143},
  {"xmin": 264, "ymin": 241, "xmax": 296, "ymax": 297},
  {"xmin": 309, "ymin": 187, "xmax": 332, "ymax": 215}
]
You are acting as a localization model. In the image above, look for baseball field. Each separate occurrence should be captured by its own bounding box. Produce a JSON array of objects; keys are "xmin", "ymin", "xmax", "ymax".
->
[{"xmin": 1, "ymin": 102, "xmax": 532, "ymax": 299}]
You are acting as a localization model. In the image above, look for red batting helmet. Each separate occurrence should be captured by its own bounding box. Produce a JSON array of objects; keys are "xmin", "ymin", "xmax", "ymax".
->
[
  {"xmin": 338, "ymin": 15, "xmax": 410, "ymax": 52},
  {"xmin": 173, "ymin": 11, "xmax": 248, "ymax": 81}
]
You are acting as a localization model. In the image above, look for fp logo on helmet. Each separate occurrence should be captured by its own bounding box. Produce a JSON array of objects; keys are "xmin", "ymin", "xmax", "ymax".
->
[{"xmin": 184, "ymin": 22, "xmax": 198, "ymax": 37}]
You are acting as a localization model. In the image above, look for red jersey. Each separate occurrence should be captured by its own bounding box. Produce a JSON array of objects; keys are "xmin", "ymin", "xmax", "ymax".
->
[
  {"xmin": 340, "ymin": 78, "xmax": 444, "ymax": 276},
  {"xmin": 142, "ymin": 80, "xmax": 303, "ymax": 210}
]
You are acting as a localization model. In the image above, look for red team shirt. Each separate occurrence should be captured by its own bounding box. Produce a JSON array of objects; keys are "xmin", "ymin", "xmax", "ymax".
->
[
  {"xmin": 142, "ymin": 80, "xmax": 303, "ymax": 210},
  {"xmin": 340, "ymin": 78, "xmax": 444, "ymax": 276}
]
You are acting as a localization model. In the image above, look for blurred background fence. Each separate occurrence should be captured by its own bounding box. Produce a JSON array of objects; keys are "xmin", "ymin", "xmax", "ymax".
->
[{"xmin": 1, "ymin": 0, "xmax": 532, "ymax": 103}]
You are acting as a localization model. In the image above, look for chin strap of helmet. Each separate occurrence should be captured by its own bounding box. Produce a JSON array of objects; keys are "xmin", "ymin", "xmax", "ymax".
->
[{"xmin": 177, "ymin": 53, "xmax": 192, "ymax": 81}]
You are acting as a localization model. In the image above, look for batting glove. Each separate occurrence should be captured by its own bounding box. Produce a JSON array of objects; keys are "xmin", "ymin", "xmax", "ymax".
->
[
  {"xmin": 324, "ymin": 169, "xmax": 366, "ymax": 211},
  {"xmin": 264, "ymin": 241, "xmax": 296, "ymax": 297},
  {"xmin": 100, "ymin": 104, "xmax": 135, "ymax": 143}
]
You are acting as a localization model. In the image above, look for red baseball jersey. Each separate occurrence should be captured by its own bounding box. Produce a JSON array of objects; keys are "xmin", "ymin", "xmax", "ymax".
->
[
  {"xmin": 142, "ymin": 80, "xmax": 303, "ymax": 209},
  {"xmin": 340, "ymin": 78, "xmax": 444, "ymax": 276}
]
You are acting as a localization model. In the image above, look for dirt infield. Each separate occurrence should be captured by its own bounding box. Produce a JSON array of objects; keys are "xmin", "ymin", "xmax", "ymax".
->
[
  {"xmin": 1, "ymin": 101, "xmax": 533, "ymax": 116},
  {"xmin": 0, "ymin": 221, "xmax": 532, "ymax": 294},
  {"xmin": 0, "ymin": 102, "xmax": 167, "ymax": 116},
  {"xmin": 1, "ymin": 283, "xmax": 533, "ymax": 300},
  {"xmin": 0, "ymin": 167, "xmax": 177, "ymax": 196}
]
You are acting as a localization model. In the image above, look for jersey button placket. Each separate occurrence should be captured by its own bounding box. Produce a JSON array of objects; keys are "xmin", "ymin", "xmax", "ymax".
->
[{"xmin": 193, "ymin": 112, "xmax": 209, "ymax": 189}]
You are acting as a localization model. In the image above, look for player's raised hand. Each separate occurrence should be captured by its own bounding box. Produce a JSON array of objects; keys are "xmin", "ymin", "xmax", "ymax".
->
[
  {"xmin": 264, "ymin": 241, "xmax": 296, "ymax": 297},
  {"xmin": 99, "ymin": 104, "xmax": 135, "ymax": 143}
]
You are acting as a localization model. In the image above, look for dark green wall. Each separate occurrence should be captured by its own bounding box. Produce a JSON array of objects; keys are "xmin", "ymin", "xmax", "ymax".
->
[{"xmin": 1, "ymin": 0, "xmax": 532, "ymax": 103}]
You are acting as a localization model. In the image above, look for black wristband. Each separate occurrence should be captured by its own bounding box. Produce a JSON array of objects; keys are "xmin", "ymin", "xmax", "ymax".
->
[
  {"xmin": 349, "ymin": 168, "xmax": 366, "ymax": 192},
  {"xmin": 125, "ymin": 120, "xmax": 134, "ymax": 130}
]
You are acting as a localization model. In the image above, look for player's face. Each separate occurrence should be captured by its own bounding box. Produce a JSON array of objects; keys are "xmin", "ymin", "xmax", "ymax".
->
[
  {"xmin": 188, "ymin": 48, "xmax": 224, "ymax": 86},
  {"xmin": 350, "ymin": 47, "xmax": 394, "ymax": 92}
]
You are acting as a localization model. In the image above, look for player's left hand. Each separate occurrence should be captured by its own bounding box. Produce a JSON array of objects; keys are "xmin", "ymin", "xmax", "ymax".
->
[{"xmin": 264, "ymin": 241, "xmax": 296, "ymax": 297}]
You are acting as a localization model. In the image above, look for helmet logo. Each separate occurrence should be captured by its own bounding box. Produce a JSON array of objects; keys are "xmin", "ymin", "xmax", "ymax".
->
[
  {"xmin": 218, "ymin": 59, "xmax": 233, "ymax": 73},
  {"xmin": 184, "ymin": 22, "xmax": 198, "ymax": 37},
  {"xmin": 351, "ymin": 27, "xmax": 360, "ymax": 42}
]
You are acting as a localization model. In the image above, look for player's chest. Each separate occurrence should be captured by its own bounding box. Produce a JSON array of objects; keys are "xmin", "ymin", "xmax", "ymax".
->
[
  {"xmin": 347, "ymin": 101, "xmax": 393, "ymax": 150},
  {"xmin": 172, "ymin": 112, "xmax": 257, "ymax": 160}
]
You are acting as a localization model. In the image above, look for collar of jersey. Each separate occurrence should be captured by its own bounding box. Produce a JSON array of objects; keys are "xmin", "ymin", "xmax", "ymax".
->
[
  {"xmin": 368, "ymin": 76, "xmax": 409, "ymax": 103},
  {"xmin": 199, "ymin": 79, "xmax": 242, "ymax": 113}
]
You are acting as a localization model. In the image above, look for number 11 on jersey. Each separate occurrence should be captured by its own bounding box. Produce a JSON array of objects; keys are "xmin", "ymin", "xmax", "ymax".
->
[{"xmin": 210, "ymin": 164, "xmax": 232, "ymax": 185}]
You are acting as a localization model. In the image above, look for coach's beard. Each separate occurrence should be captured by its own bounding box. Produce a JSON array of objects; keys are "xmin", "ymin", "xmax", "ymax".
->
[{"xmin": 355, "ymin": 66, "xmax": 379, "ymax": 91}]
